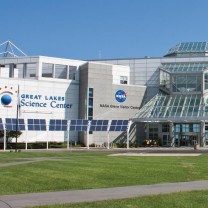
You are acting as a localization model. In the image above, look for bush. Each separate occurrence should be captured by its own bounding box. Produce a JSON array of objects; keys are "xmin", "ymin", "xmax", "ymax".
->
[
  {"xmin": 27, "ymin": 142, "xmax": 47, "ymax": 149},
  {"xmin": 7, "ymin": 143, "xmax": 26, "ymax": 149},
  {"xmin": 89, "ymin": 143, "xmax": 95, "ymax": 147},
  {"xmin": 74, "ymin": 142, "xmax": 85, "ymax": 147},
  {"xmin": 113, "ymin": 142, "xmax": 127, "ymax": 148},
  {"xmin": 49, "ymin": 142, "xmax": 66, "ymax": 148},
  {"xmin": 129, "ymin": 142, "xmax": 139, "ymax": 148}
]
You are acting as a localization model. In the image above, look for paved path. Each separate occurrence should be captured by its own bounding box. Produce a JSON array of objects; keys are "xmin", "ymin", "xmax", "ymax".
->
[
  {"xmin": 0, "ymin": 180, "xmax": 208, "ymax": 208},
  {"xmin": 0, "ymin": 158, "xmax": 71, "ymax": 168}
]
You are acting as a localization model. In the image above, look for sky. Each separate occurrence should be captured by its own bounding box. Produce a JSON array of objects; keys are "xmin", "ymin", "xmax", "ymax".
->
[{"xmin": 1, "ymin": 0, "xmax": 208, "ymax": 60}]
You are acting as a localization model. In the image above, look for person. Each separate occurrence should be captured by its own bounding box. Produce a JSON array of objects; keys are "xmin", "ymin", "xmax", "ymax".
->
[{"xmin": 145, "ymin": 139, "xmax": 150, "ymax": 146}]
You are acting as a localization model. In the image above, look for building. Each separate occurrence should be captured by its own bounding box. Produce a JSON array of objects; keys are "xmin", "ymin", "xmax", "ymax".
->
[
  {"xmin": 98, "ymin": 42, "xmax": 208, "ymax": 147},
  {"xmin": 0, "ymin": 51, "xmax": 145, "ymax": 148},
  {"xmin": 0, "ymin": 41, "xmax": 208, "ymax": 148}
]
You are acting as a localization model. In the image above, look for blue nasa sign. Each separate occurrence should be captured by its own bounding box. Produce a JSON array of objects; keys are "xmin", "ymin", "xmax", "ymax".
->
[{"xmin": 115, "ymin": 90, "xmax": 126, "ymax": 103}]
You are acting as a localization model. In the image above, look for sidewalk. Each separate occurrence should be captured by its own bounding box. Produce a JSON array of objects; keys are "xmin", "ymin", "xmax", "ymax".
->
[{"xmin": 0, "ymin": 180, "xmax": 208, "ymax": 208}]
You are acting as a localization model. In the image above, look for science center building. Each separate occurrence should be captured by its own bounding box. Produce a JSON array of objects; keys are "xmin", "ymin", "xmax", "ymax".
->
[{"xmin": 1, "ymin": 41, "xmax": 208, "ymax": 148}]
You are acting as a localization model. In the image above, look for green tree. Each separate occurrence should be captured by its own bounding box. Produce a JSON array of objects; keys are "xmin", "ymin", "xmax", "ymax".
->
[{"xmin": 0, "ymin": 130, "xmax": 22, "ymax": 148}]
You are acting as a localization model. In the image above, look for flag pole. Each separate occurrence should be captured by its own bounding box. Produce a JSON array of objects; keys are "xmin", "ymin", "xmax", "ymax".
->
[{"xmin": 15, "ymin": 85, "xmax": 20, "ymax": 152}]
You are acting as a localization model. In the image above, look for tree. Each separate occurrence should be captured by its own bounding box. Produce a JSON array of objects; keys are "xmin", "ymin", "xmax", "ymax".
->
[{"xmin": 0, "ymin": 130, "xmax": 22, "ymax": 148}]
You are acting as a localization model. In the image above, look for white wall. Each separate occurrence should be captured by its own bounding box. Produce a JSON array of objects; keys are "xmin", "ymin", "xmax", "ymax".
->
[
  {"xmin": 112, "ymin": 65, "xmax": 130, "ymax": 85},
  {"xmin": 0, "ymin": 78, "xmax": 79, "ymax": 143},
  {"xmin": 0, "ymin": 67, "xmax": 9, "ymax": 78}
]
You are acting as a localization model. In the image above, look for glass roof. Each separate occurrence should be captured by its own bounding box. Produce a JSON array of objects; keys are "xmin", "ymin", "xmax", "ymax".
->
[
  {"xmin": 132, "ymin": 92, "xmax": 208, "ymax": 122},
  {"xmin": 164, "ymin": 42, "xmax": 208, "ymax": 57},
  {"xmin": 161, "ymin": 62, "xmax": 208, "ymax": 73}
]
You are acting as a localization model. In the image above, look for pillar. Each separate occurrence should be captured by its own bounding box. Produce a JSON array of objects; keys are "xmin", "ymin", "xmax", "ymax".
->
[
  {"xmin": 169, "ymin": 122, "xmax": 175, "ymax": 147},
  {"xmin": 36, "ymin": 60, "xmax": 42, "ymax": 79},
  {"xmin": 200, "ymin": 121, "xmax": 205, "ymax": 147},
  {"xmin": 23, "ymin": 63, "xmax": 27, "ymax": 78}
]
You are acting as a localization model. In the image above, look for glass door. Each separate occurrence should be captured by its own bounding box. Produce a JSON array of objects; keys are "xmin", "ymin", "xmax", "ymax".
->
[
  {"xmin": 180, "ymin": 135, "xmax": 197, "ymax": 146},
  {"xmin": 162, "ymin": 135, "xmax": 170, "ymax": 146},
  {"xmin": 189, "ymin": 135, "xmax": 197, "ymax": 146}
]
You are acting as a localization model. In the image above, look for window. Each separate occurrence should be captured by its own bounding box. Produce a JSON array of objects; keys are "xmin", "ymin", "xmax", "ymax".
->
[
  {"xmin": 89, "ymin": 88, "xmax": 93, "ymax": 97},
  {"xmin": 55, "ymin": 64, "xmax": 67, "ymax": 79},
  {"xmin": 182, "ymin": 124, "xmax": 189, "ymax": 132},
  {"xmin": 175, "ymin": 124, "xmax": 181, "ymax": 133},
  {"xmin": 27, "ymin": 63, "xmax": 36, "ymax": 78},
  {"xmin": 172, "ymin": 74, "xmax": 201, "ymax": 93},
  {"xmin": 88, "ymin": 98, "xmax": 93, "ymax": 107},
  {"xmin": 88, "ymin": 88, "xmax": 94, "ymax": 121},
  {"xmin": 88, "ymin": 108, "xmax": 93, "ymax": 117},
  {"xmin": 160, "ymin": 70, "xmax": 170, "ymax": 90},
  {"xmin": 120, "ymin": 76, "xmax": 128, "ymax": 84},
  {"xmin": 162, "ymin": 124, "xmax": 169, "ymax": 132},
  {"xmin": 69, "ymin": 66, "xmax": 77, "ymax": 80},
  {"xmin": 193, "ymin": 124, "xmax": 200, "ymax": 132},
  {"xmin": 42, "ymin": 63, "xmax": 53, "ymax": 78},
  {"xmin": 148, "ymin": 123, "xmax": 158, "ymax": 140},
  {"xmin": 205, "ymin": 73, "xmax": 208, "ymax": 90}
]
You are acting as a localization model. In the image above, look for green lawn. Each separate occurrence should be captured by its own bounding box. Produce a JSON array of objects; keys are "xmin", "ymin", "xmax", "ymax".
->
[
  {"xmin": 0, "ymin": 151, "xmax": 208, "ymax": 195},
  {"xmin": 27, "ymin": 190, "xmax": 208, "ymax": 208}
]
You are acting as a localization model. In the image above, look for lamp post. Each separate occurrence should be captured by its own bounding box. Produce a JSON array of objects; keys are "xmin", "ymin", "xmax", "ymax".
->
[{"xmin": 15, "ymin": 85, "xmax": 20, "ymax": 152}]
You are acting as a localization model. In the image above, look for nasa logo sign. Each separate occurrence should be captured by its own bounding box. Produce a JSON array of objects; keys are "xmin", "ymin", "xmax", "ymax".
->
[{"xmin": 115, "ymin": 90, "xmax": 126, "ymax": 103}]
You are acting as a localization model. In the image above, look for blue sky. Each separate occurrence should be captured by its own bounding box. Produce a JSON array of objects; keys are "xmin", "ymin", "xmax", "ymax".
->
[{"xmin": 1, "ymin": 0, "xmax": 208, "ymax": 60}]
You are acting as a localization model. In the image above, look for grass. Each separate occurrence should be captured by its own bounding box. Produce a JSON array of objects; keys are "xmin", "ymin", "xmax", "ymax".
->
[
  {"xmin": 0, "ymin": 151, "xmax": 208, "ymax": 195},
  {"xmin": 26, "ymin": 190, "xmax": 208, "ymax": 208}
]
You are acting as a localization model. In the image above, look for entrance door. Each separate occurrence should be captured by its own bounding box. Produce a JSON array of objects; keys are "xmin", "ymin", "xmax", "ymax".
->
[
  {"xmin": 180, "ymin": 135, "xmax": 197, "ymax": 146},
  {"xmin": 162, "ymin": 135, "xmax": 170, "ymax": 146},
  {"xmin": 189, "ymin": 135, "xmax": 197, "ymax": 146},
  {"xmin": 180, "ymin": 135, "xmax": 188, "ymax": 146}
]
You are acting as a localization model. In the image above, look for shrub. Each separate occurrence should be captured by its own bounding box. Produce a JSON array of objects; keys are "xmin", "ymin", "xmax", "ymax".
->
[{"xmin": 89, "ymin": 143, "xmax": 95, "ymax": 147}]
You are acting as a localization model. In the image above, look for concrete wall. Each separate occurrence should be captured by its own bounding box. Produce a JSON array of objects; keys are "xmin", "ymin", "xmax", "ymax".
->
[{"xmin": 79, "ymin": 62, "xmax": 146, "ymax": 145}]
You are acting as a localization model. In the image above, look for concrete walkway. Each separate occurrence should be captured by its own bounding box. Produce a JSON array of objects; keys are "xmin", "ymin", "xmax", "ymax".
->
[
  {"xmin": 0, "ymin": 180, "xmax": 208, "ymax": 208},
  {"xmin": 0, "ymin": 158, "xmax": 71, "ymax": 168}
]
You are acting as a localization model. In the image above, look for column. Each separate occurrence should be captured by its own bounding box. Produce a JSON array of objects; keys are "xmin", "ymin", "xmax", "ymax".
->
[
  {"xmin": 52, "ymin": 64, "xmax": 55, "ymax": 78},
  {"xmin": 3, "ymin": 128, "xmax": 6, "ymax": 151},
  {"xmin": 23, "ymin": 63, "xmax": 27, "ymax": 78},
  {"xmin": 36, "ymin": 60, "xmax": 42, "ymax": 79},
  {"xmin": 126, "ymin": 120, "xmax": 132, "ymax": 149},
  {"xmin": 9, "ymin": 63, "xmax": 15, "ymax": 77},
  {"xmin": 66, "ymin": 65, "xmax": 69, "ymax": 80},
  {"xmin": 169, "ymin": 122, "xmax": 175, "ymax": 147},
  {"xmin": 200, "ymin": 121, "xmax": 205, "ymax": 147}
]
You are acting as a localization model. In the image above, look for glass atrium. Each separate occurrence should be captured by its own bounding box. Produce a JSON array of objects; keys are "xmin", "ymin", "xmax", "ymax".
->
[
  {"xmin": 133, "ymin": 42, "xmax": 208, "ymax": 147},
  {"xmin": 164, "ymin": 42, "xmax": 208, "ymax": 57}
]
